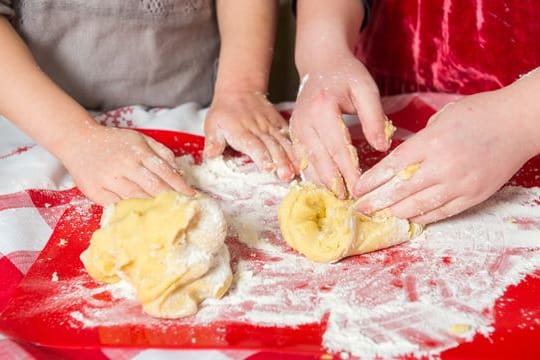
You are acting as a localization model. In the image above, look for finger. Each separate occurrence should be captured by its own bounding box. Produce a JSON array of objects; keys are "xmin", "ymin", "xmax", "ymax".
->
[
  {"xmin": 349, "ymin": 80, "xmax": 388, "ymax": 151},
  {"xmin": 353, "ymin": 143, "xmax": 424, "ymax": 198},
  {"xmin": 388, "ymin": 184, "xmax": 455, "ymax": 220},
  {"xmin": 300, "ymin": 158, "xmax": 320, "ymax": 184},
  {"xmin": 107, "ymin": 176, "xmax": 150, "ymax": 200},
  {"xmin": 268, "ymin": 108, "xmax": 297, "ymax": 172},
  {"xmin": 315, "ymin": 116, "xmax": 361, "ymax": 194},
  {"xmin": 302, "ymin": 127, "xmax": 347, "ymax": 199},
  {"xmin": 291, "ymin": 133, "xmax": 312, "ymax": 180},
  {"xmin": 144, "ymin": 136, "xmax": 176, "ymax": 168},
  {"xmin": 271, "ymin": 127, "xmax": 297, "ymax": 175},
  {"xmin": 258, "ymin": 132, "xmax": 294, "ymax": 181},
  {"xmin": 225, "ymin": 130, "xmax": 274, "ymax": 173},
  {"xmin": 92, "ymin": 188, "xmax": 121, "ymax": 206},
  {"xmin": 411, "ymin": 197, "xmax": 468, "ymax": 225},
  {"xmin": 142, "ymin": 156, "xmax": 195, "ymax": 196},
  {"xmin": 353, "ymin": 163, "xmax": 435, "ymax": 214},
  {"xmin": 203, "ymin": 115, "xmax": 227, "ymax": 158},
  {"xmin": 266, "ymin": 108, "xmax": 289, "ymax": 129},
  {"xmin": 128, "ymin": 164, "xmax": 173, "ymax": 197}
]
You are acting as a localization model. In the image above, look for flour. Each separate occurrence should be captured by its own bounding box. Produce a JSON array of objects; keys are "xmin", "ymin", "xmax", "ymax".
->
[{"xmin": 63, "ymin": 155, "xmax": 540, "ymax": 359}]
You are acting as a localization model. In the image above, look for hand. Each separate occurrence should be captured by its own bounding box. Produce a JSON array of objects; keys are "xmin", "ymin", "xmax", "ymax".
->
[
  {"xmin": 204, "ymin": 90, "xmax": 296, "ymax": 181},
  {"xmin": 290, "ymin": 52, "xmax": 389, "ymax": 199},
  {"xmin": 353, "ymin": 91, "xmax": 539, "ymax": 224},
  {"xmin": 60, "ymin": 126, "xmax": 195, "ymax": 205}
]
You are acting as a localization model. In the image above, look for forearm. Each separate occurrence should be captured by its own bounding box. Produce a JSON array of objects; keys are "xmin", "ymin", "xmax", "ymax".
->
[
  {"xmin": 295, "ymin": 0, "xmax": 365, "ymax": 76},
  {"xmin": 214, "ymin": 0, "xmax": 278, "ymax": 94},
  {"xmin": 498, "ymin": 67, "xmax": 540, "ymax": 157},
  {"xmin": 0, "ymin": 17, "xmax": 98, "ymax": 157}
]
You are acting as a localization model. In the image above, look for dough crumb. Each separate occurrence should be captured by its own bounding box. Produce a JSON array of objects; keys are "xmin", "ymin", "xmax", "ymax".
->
[
  {"xmin": 449, "ymin": 323, "xmax": 472, "ymax": 335},
  {"xmin": 397, "ymin": 163, "xmax": 421, "ymax": 180},
  {"xmin": 384, "ymin": 117, "xmax": 397, "ymax": 142}
]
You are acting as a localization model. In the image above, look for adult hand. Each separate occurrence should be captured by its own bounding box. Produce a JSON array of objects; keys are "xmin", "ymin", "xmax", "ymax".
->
[{"xmin": 353, "ymin": 91, "xmax": 539, "ymax": 224}]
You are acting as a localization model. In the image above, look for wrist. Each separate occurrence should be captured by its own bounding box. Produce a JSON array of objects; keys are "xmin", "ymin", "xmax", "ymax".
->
[
  {"xmin": 295, "ymin": 0, "xmax": 363, "ymax": 77},
  {"xmin": 504, "ymin": 70, "xmax": 540, "ymax": 156},
  {"xmin": 491, "ymin": 84, "xmax": 540, "ymax": 159},
  {"xmin": 295, "ymin": 42, "xmax": 355, "ymax": 78},
  {"xmin": 214, "ymin": 72, "xmax": 269, "ymax": 98},
  {"xmin": 49, "ymin": 115, "xmax": 102, "ymax": 160}
]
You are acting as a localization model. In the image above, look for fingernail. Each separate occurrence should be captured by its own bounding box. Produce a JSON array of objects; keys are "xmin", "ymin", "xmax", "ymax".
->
[
  {"xmin": 353, "ymin": 182, "xmax": 363, "ymax": 198},
  {"xmin": 378, "ymin": 136, "xmax": 389, "ymax": 151},
  {"xmin": 264, "ymin": 162, "xmax": 277, "ymax": 173},
  {"xmin": 289, "ymin": 164, "xmax": 298, "ymax": 177},
  {"xmin": 203, "ymin": 142, "xmax": 214, "ymax": 158},
  {"xmin": 277, "ymin": 167, "xmax": 287, "ymax": 180},
  {"xmin": 353, "ymin": 198, "xmax": 371, "ymax": 214}
]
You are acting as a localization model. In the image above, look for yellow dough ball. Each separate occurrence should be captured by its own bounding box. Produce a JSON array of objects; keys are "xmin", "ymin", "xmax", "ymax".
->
[
  {"xmin": 278, "ymin": 183, "xmax": 423, "ymax": 263},
  {"xmin": 81, "ymin": 191, "xmax": 232, "ymax": 319}
]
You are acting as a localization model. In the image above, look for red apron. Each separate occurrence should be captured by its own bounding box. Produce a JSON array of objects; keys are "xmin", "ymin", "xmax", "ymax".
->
[{"xmin": 356, "ymin": 0, "xmax": 540, "ymax": 95}]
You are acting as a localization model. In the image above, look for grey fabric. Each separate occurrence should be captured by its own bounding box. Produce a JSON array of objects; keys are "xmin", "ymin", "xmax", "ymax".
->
[
  {"xmin": 0, "ymin": 0, "xmax": 14, "ymax": 17},
  {"xmin": 1, "ymin": 0, "xmax": 219, "ymax": 110}
]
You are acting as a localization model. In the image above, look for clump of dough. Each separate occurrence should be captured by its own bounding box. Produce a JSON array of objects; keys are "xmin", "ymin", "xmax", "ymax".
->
[
  {"xmin": 384, "ymin": 117, "xmax": 397, "ymax": 141},
  {"xmin": 278, "ymin": 183, "xmax": 422, "ymax": 263},
  {"xmin": 80, "ymin": 191, "xmax": 232, "ymax": 319}
]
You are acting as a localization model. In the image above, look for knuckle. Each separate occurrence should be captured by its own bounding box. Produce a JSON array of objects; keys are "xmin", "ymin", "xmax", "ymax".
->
[
  {"xmin": 435, "ymin": 207, "xmax": 453, "ymax": 221},
  {"xmin": 408, "ymin": 197, "xmax": 432, "ymax": 215}
]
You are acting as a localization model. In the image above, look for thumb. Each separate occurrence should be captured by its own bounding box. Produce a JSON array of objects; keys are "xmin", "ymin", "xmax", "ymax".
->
[
  {"xmin": 203, "ymin": 119, "xmax": 227, "ymax": 159},
  {"xmin": 350, "ymin": 81, "xmax": 389, "ymax": 152}
]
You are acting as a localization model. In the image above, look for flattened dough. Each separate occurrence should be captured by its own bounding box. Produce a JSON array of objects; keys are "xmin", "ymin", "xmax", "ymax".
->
[
  {"xmin": 278, "ymin": 183, "xmax": 423, "ymax": 263},
  {"xmin": 81, "ymin": 191, "xmax": 232, "ymax": 319}
]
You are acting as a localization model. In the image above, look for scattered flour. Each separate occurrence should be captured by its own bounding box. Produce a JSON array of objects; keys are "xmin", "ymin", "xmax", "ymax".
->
[{"xmin": 57, "ymin": 155, "xmax": 540, "ymax": 359}]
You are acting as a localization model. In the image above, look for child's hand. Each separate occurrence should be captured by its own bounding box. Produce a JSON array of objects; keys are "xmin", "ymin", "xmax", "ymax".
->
[
  {"xmin": 290, "ymin": 53, "xmax": 389, "ymax": 199},
  {"xmin": 353, "ymin": 91, "xmax": 539, "ymax": 224},
  {"xmin": 204, "ymin": 91, "xmax": 296, "ymax": 181},
  {"xmin": 60, "ymin": 127, "xmax": 195, "ymax": 205}
]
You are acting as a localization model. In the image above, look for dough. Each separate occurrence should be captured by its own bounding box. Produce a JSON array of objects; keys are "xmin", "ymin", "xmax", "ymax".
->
[
  {"xmin": 80, "ymin": 191, "xmax": 232, "ymax": 319},
  {"xmin": 384, "ymin": 117, "xmax": 397, "ymax": 141},
  {"xmin": 278, "ymin": 183, "xmax": 423, "ymax": 263}
]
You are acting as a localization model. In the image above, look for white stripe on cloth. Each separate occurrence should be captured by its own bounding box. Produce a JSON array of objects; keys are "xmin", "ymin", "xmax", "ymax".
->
[
  {"xmin": 132, "ymin": 349, "xmax": 257, "ymax": 360},
  {"xmin": 0, "ymin": 207, "xmax": 52, "ymax": 256}
]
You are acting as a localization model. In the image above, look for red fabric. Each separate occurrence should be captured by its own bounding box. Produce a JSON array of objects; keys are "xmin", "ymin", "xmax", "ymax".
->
[
  {"xmin": 357, "ymin": 0, "xmax": 540, "ymax": 95},
  {"xmin": 0, "ymin": 255, "xmax": 23, "ymax": 311}
]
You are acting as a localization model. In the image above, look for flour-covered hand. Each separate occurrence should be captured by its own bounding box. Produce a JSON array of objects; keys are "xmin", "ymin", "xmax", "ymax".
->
[
  {"xmin": 353, "ymin": 91, "xmax": 540, "ymax": 224},
  {"xmin": 290, "ymin": 53, "xmax": 388, "ymax": 199},
  {"xmin": 204, "ymin": 91, "xmax": 296, "ymax": 181},
  {"xmin": 60, "ymin": 126, "xmax": 194, "ymax": 205}
]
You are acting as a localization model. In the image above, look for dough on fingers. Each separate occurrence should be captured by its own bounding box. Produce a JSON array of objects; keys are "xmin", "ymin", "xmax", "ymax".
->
[
  {"xmin": 81, "ymin": 191, "xmax": 232, "ymax": 319},
  {"xmin": 278, "ymin": 183, "xmax": 423, "ymax": 263}
]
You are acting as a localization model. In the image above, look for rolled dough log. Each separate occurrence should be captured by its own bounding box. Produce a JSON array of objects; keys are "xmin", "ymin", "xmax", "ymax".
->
[
  {"xmin": 80, "ymin": 191, "xmax": 233, "ymax": 319},
  {"xmin": 278, "ymin": 183, "xmax": 423, "ymax": 263}
]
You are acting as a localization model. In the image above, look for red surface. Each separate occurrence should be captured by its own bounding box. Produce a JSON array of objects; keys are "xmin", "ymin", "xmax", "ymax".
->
[{"xmin": 1, "ymin": 120, "xmax": 540, "ymax": 358}]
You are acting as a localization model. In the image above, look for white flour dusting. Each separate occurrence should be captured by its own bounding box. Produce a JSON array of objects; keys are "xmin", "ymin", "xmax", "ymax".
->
[{"xmin": 59, "ymin": 155, "xmax": 540, "ymax": 359}]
